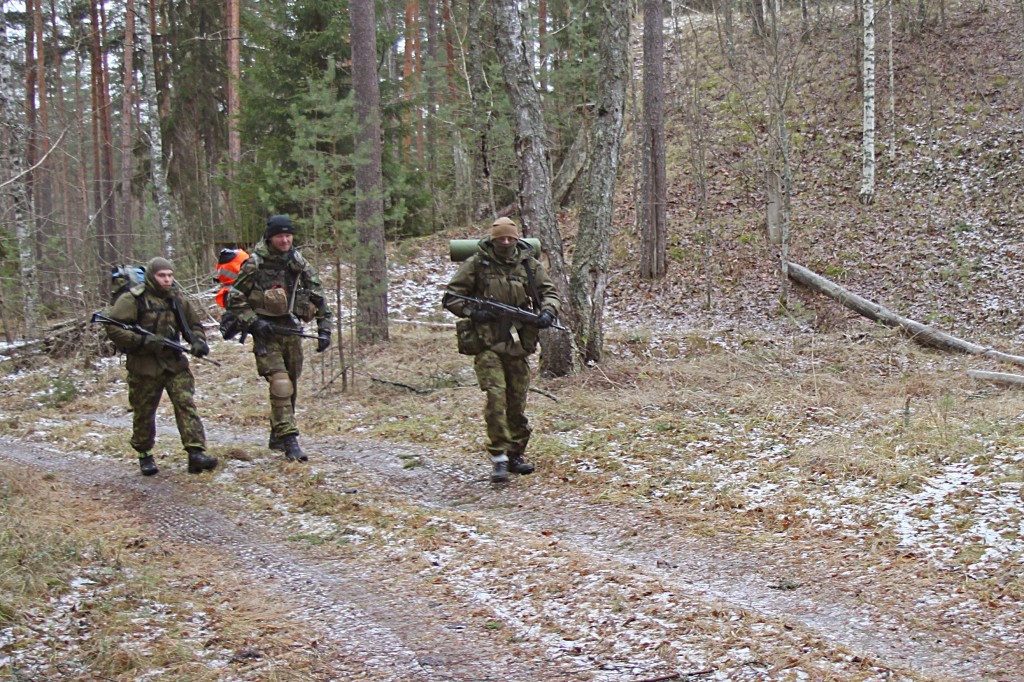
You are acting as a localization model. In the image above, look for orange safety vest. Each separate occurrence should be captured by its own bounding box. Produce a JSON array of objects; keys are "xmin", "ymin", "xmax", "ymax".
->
[{"xmin": 214, "ymin": 248, "xmax": 249, "ymax": 308}]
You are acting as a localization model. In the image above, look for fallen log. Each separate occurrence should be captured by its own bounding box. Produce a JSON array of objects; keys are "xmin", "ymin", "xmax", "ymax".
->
[
  {"xmin": 966, "ymin": 369, "xmax": 1024, "ymax": 387},
  {"xmin": 787, "ymin": 262, "xmax": 1024, "ymax": 368}
]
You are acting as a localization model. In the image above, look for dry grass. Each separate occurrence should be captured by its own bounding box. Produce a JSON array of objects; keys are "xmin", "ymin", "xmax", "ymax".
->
[{"xmin": 0, "ymin": 462, "xmax": 365, "ymax": 680}]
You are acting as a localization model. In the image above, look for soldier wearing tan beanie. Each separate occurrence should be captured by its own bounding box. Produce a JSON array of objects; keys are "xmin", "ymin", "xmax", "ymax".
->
[{"xmin": 443, "ymin": 216, "xmax": 562, "ymax": 483}]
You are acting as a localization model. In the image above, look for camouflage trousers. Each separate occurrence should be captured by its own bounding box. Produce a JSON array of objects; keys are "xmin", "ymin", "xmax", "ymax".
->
[
  {"xmin": 473, "ymin": 349, "xmax": 532, "ymax": 456},
  {"xmin": 127, "ymin": 368, "xmax": 206, "ymax": 453},
  {"xmin": 254, "ymin": 333, "xmax": 303, "ymax": 438}
]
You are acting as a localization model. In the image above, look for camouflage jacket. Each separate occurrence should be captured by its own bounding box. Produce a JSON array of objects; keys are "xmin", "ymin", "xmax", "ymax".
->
[
  {"xmin": 444, "ymin": 238, "xmax": 560, "ymax": 355},
  {"xmin": 105, "ymin": 280, "xmax": 206, "ymax": 377},
  {"xmin": 226, "ymin": 240, "xmax": 332, "ymax": 333}
]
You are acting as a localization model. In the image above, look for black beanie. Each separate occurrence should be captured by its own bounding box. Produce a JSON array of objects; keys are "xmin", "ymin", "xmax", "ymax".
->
[{"xmin": 264, "ymin": 214, "xmax": 296, "ymax": 240}]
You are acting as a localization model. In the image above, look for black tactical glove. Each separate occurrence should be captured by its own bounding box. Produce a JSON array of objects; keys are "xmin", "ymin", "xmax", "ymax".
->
[
  {"xmin": 316, "ymin": 330, "xmax": 331, "ymax": 353},
  {"xmin": 470, "ymin": 307, "xmax": 497, "ymax": 324},
  {"xmin": 219, "ymin": 312, "xmax": 239, "ymax": 340},
  {"xmin": 191, "ymin": 338, "xmax": 210, "ymax": 357},
  {"xmin": 249, "ymin": 318, "xmax": 273, "ymax": 339},
  {"xmin": 536, "ymin": 310, "xmax": 556, "ymax": 329}
]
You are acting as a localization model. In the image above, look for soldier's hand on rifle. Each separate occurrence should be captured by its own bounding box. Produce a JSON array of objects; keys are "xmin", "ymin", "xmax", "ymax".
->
[
  {"xmin": 316, "ymin": 330, "xmax": 331, "ymax": 353},
  {"xmin": 192, "ymin": 338, "xmax": 210, "ymax": 358},
  {"xmin": 536, "ymin": 310, "xmax": 556, "ymax": 329},
  {"xmin": 219, "ymin": 312, "xmax": 239, "ymax": 340},
  {"xmin": 249, "ymin": 318, "xmax": 273, "ymax": 339},
  {"xmin": 143, "ymin": 334, "xmax": 166, "ymax": 351},
  {"xmin": 470, "ymin": 307, "xmax": 497, "ymax": 324}
]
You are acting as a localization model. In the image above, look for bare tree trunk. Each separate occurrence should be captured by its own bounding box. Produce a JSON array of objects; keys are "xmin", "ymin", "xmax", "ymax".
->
[
  {"xmin": 402, "ymin": 0, "xmax": 418, "ymax": 161},
  {"xmin": 139, "ymin": 0, "xmax": 174, "ymax": 258},
  {"xmin": 1, "ymin": 0, "xmax": 35, "ymax": 337},
  {"xmin": 88, "ymin": 0, "xmax": 116, "ymax": 278},
  {"xmin": 887, "ymin": 0, "xmax": 895, "ymax": 163},
  {"xmin": 492, "ymin": 0, "xmax": 575, "ymax": 375},
  {"xmin": 32, "ymin": 0, "xmax": 56, "ymax": 303},
  {"xmin": 678, "ymin": 15, "xmax": 713, "ymax": 310},
  {"xmin": 350, "ymin": 0, "xmax": 390, "ymax": 345},
  {"xmin": 20, "ymin": 0, "xmax": 41, "ymax": 332},
  {"xmin": 714, "ymin": 0, "xmax": 737, "ymax": 66},
  {"xmin": 119, "ymin": 0, "xmax": 136, "ymax": 257},
  {"xmin": 425, "ymin": 0, "xmax": 439, "ymax": 230},
  {"xmin": 551, "ymin": 125, "xmax": 587, "ymax": 208},
  {"xmin": 226, "ymin": 0, "xmax": 241, "ymax": 170},
  {"xmin": 467, "ymin": 0, "xmax": 496, "ymax": 222},
  {"xmin": 859, "ymin": 0, "xmax": 876, "ymax": 205},
  {"xmin": 640, "ymin": 0, "xmax": 667, "ymax": 280},
  {"xmin": 48, "ymin": 0, "xmax": 77, "ymax": 280},
  {"xmin": 569, "ymin": 0, "xmax": 632, "ymax": 364},
  {"xmin": 97, "ymin": 0, "xmax": 117, "ymax": 259},
  {"xmin": 761, "ymin": 3, "xmax": 794, "ymax": 305}
]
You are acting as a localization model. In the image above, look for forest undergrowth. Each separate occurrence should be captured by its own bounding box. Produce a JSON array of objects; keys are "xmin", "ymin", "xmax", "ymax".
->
[{"xmin": 4, "ymin": 0, "xmax": 1024, "ymax": 678}]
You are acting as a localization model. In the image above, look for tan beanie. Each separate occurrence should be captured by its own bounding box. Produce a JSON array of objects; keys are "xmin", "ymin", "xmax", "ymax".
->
[{"xmin": 490, "ymin": 216, "xmax": 520, "ymax": 239}]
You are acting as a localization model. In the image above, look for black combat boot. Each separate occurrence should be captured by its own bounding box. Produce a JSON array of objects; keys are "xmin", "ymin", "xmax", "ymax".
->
[
  {"xmin": 268, "ymin": 433, "xmax": 285, "ymax": 451},
  {"xmin": 507, "ymin": 451, "xmax": 534, "ymax": 475},
  {"xmin": 186, "ymin": 447, "xmax": 218, "ymax": 474},
  {"xmin": 490, "ymin": 453, "xmax": 509, "ymax": 483},
  {"xmin": 282, "ymin": 435, "xmax": 308, "ymax": 462},
  {"xmin": 138, "ymin": 452, "xmax": 158, "ymax": 476}
]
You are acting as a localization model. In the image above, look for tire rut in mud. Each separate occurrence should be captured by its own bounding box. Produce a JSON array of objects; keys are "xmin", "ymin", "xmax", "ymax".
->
[
  {"xmin": 0, "ymin": 437, "xmax": 572, "ymax": 682},
  {"xmin": 326, "ymin": 437, "xmax": 1024, "ymax": 682},
  {"xmin": 39, "ymin": 415, "xmax": 1024, "ymax": 680}
]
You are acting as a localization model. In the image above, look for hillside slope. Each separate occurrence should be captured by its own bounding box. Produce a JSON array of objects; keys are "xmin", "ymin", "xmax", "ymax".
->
[{"xmin": 603, "ymin": 0, "xmax": 1024, "ymax": 346}]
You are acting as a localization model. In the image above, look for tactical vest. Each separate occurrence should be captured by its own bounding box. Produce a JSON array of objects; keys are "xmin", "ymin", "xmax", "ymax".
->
[
  {"xmin": 131, "ymin": 284, "xmax": 183, "ymax": 344},
  {"xmin": 245, "ymin": 250, "xmax": 317, "ymax": 320},
  {"xmin": 474, "ymin": 256, "xmax": 537, "ymax": 312}
]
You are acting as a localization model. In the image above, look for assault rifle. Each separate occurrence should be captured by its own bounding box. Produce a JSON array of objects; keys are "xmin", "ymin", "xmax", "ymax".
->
[
  {"xmin": 444, "ymin": 292, "xmax": 567, "ymax": 331},
  {"xmin": 221, "ymin": 314, "xmax": 322, "ymax": 357},
  {"xmin": 91, "ymin": 312, "xmax": 222, "ymax": 367},
  {"xmin": 263, "ymin": 323, "xmax": 322, "ymax": 340}
]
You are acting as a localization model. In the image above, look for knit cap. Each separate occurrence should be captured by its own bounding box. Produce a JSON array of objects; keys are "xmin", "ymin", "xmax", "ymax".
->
[{"xmin": 490, "ymin": 217, "xmax": 520, "ymax": 239}]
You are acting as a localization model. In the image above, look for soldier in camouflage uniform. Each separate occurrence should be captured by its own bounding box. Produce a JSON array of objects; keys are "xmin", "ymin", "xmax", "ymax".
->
[
  {"xmin": 105, "ymin": 257, "xmax": 218, "ymax": 476},
  {"xmin": 227, "ymin": 215, "xmax": 332, "ymax": 462},
  {"xmin": 444, "ymin": 217, "xmax": 561, "ymax": 482}
]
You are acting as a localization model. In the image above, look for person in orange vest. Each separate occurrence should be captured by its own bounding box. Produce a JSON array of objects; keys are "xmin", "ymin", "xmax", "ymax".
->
[{"xmin": 214, "ymin": 247, "xmax": 249, "ymax": 308}]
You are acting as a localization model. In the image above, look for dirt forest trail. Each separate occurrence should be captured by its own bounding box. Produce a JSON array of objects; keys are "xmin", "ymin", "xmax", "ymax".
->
[{"xmin": 3, "ymin": 414, "xmax": 1024, "ymax": 681}]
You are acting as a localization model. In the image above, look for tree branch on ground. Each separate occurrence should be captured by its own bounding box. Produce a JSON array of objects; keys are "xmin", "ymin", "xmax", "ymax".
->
[{"xmin": 788, "ymin": 262, "xmax": 1024, "ymax": 368}]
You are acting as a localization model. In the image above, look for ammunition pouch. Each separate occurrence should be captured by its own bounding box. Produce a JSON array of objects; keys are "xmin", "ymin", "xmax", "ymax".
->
[
  {"xmin": 455, "ymin": 319, "xmax": 485, "ymax": 356},
  {"xmin": 262, "ymin": 287, "xmax": 290, "ymax": 316},
  {"xmin": 293, "ymin": 288, "xmax": 317, "ymax": 322}
]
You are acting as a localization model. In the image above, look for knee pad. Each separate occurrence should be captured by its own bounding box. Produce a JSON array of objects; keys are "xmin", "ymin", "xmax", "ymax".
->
[{"xmin": 269, "ymin": 372, "xmax": 293, "ymax": 406}]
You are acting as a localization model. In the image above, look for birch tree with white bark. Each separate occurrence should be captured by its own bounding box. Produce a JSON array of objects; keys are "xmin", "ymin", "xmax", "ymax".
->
[
  {"xmin": 859, "ymin": 0, "xmax": 877, "ymax": 205},
  {"xmin": 0, "ymin": 0, "xmax": 36, "ymax": 337}
]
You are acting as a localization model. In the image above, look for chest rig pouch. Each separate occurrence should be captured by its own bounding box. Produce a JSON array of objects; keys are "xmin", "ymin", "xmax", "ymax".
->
[
  {"xmin": 250, "ymin": 255, "xmax": 302, "ymax": 318},
  {"xmin": 136, "ymin": 294, "xmax": 182, "ymax": 344}
]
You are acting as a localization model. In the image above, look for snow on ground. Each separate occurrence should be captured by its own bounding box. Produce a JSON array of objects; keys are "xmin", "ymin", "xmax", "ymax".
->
[{"xmin": 384, "ymin": 242, "xmax": 1024, "ymax": 588}]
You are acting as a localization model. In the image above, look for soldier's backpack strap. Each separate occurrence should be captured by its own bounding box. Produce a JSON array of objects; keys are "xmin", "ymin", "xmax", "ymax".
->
[
  {"xmin": 522, "ymin": 257, "xmax": 542, "ymax": 312},
  {"xmin": 170, "ymin": 294, "xmax": 194, "ymax": 345}
]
